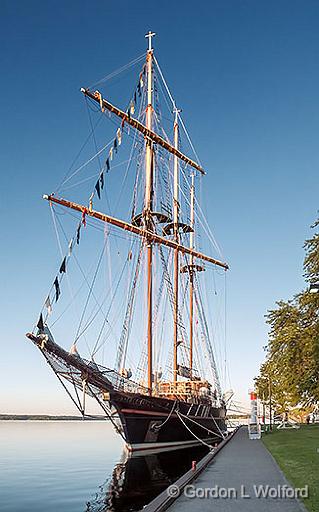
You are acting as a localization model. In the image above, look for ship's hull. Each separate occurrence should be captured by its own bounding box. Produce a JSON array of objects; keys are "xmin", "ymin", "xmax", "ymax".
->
[
  {"xmin": 111, "ymin": 391, "xmax": 227, "ymax": 453},
  {"xmin": 26, "ymin": 333, "xmax": 227, "ymax": 453}
]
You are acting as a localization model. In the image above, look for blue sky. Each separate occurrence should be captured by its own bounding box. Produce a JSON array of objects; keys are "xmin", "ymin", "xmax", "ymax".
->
[{"xmin": 1, "ymin": 0, "xmax": 319, "ymax": 413}]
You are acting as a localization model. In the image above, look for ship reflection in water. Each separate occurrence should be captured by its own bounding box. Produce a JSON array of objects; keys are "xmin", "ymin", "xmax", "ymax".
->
[{"xmin": 86, "ymin": 446, "xmax": 209, "ymax": 512}]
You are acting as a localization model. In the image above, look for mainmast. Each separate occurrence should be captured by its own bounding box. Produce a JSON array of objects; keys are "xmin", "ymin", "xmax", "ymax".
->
[
  {"xmin": 173, "ymin": 108, "xmax": 180, "ymax": 384},
  {"xmin": 145, "ymin": 31, "xmax": 155, "ymax": 395},
  {"xmin": 189, "ymin": 173, "xmax": 195, "ymax": 376}
]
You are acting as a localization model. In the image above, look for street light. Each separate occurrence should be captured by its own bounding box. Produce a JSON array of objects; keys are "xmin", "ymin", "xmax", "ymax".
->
[{"xmin": 309, "ymin": 283, "xmax": 319, "ymax": 294}]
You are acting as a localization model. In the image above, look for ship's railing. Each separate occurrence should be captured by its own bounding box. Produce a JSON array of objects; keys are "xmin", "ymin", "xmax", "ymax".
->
[
  {"xmin": 29, "ymin": 331, "xmax": 151, "ymax": 399},
  {"xmin": 62, "ymin": 355, "xmax": 150, "ymax": 396},
  {"xmin": 96, "ymin": 366, "xmax": 150, "ymax": 395},
  {"xmin": 155, "ymin": 380, "xmax": 213, "ymax": 403}
]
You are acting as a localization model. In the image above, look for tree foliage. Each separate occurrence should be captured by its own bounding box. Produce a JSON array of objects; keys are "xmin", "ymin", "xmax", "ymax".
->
[{"xmin": 255, "ymin": 219, "xmax": 319, "ymax": 410}]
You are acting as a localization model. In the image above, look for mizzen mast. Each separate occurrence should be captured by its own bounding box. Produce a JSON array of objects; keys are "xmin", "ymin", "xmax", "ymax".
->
[{"xmin": 180, "ymin": 175, "xmax": 204, "ymax": 377}]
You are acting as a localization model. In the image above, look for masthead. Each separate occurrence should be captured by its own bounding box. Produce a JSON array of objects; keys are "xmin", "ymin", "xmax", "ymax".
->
[
  {"xmin": 145, "ymin": 30, "xmax": 156, "ymax": 52},
  {"xmin": 173, "ymin": 106, "xmax": 182, "ymax": 123}
]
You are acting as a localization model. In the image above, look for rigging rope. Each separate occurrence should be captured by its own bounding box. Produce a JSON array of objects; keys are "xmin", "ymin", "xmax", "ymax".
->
[
  {"xmin": 179, "ymin": 165, "xmax": 224, "ymax": 259},
  {"xmin": 158, "ymin": 245, "xmax": 189, "ymax": 349},
  {"xmin": 194, "ymin": 274, "xmax": 222, "ymax": 401},
  {"xmin": 86, "ymin": 97, "xmax": 113, "ymax": 215},
  {"xmin": 88, "ymin": 53, "xmax": 146, "ymax": 89},
  {"xmin": 176, "ymin": 410, "xmax": 217, "ymax": 449},
  {"xmin": 116, "ymin": 242, "xmax": 143, "ymax": 371},
  {"xmin": 90, "ymin": 247, "xmax": 133, "ymax": 358},
  {"xmin": 114, "ymin": 77, "xmax": 146, "ymax": 216},
  {"xmin": 153, "ymin": 55, "xmax": 202, "ymax": 166},
  {"xmin": 54, "ymin": 210, "xmax": 119, "ymax": 352},
  {"xmin": 49, "ymin": 206, "xmax": 95, "ymax": 352},
  {"xmin": 73, "ymin": 237, "xmax": 107, "ymax": 344},
  {"xmin": 177, "ymin": 409, "xmax": 225, "ymax": 439},
  {"xmin": 153, "ymin": 400, "xmax": 177, "ymax": 431},
  {"xmin": 56, "ymin": 114, "xmax": 104, "ymax": 193},
  {"xmin": 59, "ymin": 136, "xmax": 114, "ymax": 190},
  {"xmin": 60, "ymin": 159, "xmax": 131, "ymax": 191}
]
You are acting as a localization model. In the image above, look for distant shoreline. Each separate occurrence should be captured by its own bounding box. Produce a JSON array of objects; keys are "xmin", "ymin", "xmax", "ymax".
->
[{"xmin": 0, "ymin": 414, "xmax": 106, "ymax": 421}]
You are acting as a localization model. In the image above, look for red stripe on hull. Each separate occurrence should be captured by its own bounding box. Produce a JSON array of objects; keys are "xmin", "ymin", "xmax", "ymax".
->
[
  {"xmin": 119, "ymin": 407, "xmax": 218, "ymax": 421},
  {"xmin": 120, "ymin": 408, "xmax": 169, "ymax": 417}
]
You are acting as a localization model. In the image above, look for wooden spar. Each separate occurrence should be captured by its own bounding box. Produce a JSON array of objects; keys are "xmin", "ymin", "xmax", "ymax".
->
[
  {"xmin": 43, "ymin": 194, "xmax": 229, "ymax": 270},
  {"xmin": 189, "ymin": 173, "xmax": 195, "ymax": 376},
  {"xmin": 146, "ymin": 242, "xmax": 153, "ymax": 395},
  {"xmin": 173, "ymin": 109, "xmax": 180, "ymax": 384},
  {"xmin": 145, "ymin": 33, "xmax": 154, "ymax": 395},
  {"xmin": 80, "ymin": 89, "xmax": 205, "ymax": 176}
]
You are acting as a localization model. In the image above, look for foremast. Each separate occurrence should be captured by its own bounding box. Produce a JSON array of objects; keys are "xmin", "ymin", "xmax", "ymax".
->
[{"xmin": 144, "ymin": 31, "xmax": 155, "ymax": 395}]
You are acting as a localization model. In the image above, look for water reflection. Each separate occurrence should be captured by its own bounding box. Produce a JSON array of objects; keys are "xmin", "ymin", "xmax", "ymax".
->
[
  {"xmin": 86, "ymin": 446, "xmax": 209, "ymax": 511},
  {"xmin": 0, "ymin": 422, "xmax": 211, "ymax": 512}
]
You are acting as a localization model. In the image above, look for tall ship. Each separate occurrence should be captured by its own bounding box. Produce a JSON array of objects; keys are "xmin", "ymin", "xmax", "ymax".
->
[{"xmin": 27, "ymin": 32, "xmax": 229, "ymax": 453}]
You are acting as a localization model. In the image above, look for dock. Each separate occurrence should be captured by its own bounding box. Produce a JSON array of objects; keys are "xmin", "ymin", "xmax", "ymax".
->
[{"xmin": 144, "ymin": 426, "xmax": 307, "ymax": 512}]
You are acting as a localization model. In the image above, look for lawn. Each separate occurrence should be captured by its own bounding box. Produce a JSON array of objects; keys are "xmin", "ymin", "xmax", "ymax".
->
[{"xmin": 262, "ymin": 424, "xmax": 319, "ymax": 512}]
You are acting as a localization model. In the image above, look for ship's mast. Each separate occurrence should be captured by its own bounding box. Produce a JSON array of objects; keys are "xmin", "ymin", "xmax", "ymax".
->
[
  {"xmin": 189, "ymin": 172, "xmax": 195, "ymax": 376},
  {"xmin": 173, "ymin": 107, "xmax": 180, "ymax": 384},
  {"xmin": 145, "ymin": 31, "xmax": 155, "ymax": 395},
  {"xmin": 43, "ymin": 33, "xmax": 229, "ymax": 394}
]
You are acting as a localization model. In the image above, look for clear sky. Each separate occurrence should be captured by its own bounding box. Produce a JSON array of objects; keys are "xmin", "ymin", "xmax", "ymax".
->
[{"xmin": 1, "ymin": 0, "xmax": 319, "ymax": 414}]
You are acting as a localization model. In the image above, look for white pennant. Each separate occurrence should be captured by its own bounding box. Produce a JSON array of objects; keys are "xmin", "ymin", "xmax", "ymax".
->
[
  {"xmin": 68, "ymin": 238, "xmax": 73, "ymax": 255},
  {"xmin": 116, "ymin": 128, "xmax": 122, "ymax": 146},
  {"xmin": 45, "ymin": 296, "xmax": 52, "ymax": 315}
]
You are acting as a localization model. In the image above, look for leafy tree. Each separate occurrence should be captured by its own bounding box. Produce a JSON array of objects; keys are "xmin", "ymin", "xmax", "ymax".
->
[{"xmin": 255, "ymin": 219, "xmax": 319, "ymax": 410}]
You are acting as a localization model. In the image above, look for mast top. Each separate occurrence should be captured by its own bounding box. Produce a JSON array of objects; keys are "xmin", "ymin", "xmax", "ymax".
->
[
  {"xmin": 145, "ymin": 31, "xmax": 156, "ymax": 52},
  {"xmin": 173, "ymin": 106, "xmax": 182, "ymax": 122}
]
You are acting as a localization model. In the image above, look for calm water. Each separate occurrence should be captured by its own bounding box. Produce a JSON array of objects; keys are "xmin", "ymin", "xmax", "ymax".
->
[{"xmin": 0, "ymin": 421, "xmax": 208, "ymax": 512}]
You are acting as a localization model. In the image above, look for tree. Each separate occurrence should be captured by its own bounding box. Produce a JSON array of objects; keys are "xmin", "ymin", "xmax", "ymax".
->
[{"xmin": 255, "ymin": 219, "xmax": 319, "ymax": 410}]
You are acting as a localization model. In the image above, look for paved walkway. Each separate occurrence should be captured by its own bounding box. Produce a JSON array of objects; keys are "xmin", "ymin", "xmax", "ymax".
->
[{"xmin": 168, "ymin": 427, "xmax": 307, "ymax": 511}]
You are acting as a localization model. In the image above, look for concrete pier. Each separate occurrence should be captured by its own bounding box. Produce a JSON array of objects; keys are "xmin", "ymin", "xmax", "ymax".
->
[
  {"xmin": 145, "ymin": 426, "xmax": 307, "ymax": 512},
  {"xmin": 168, "ymin": 427, "xmax": 306, "ymax": 511}
]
